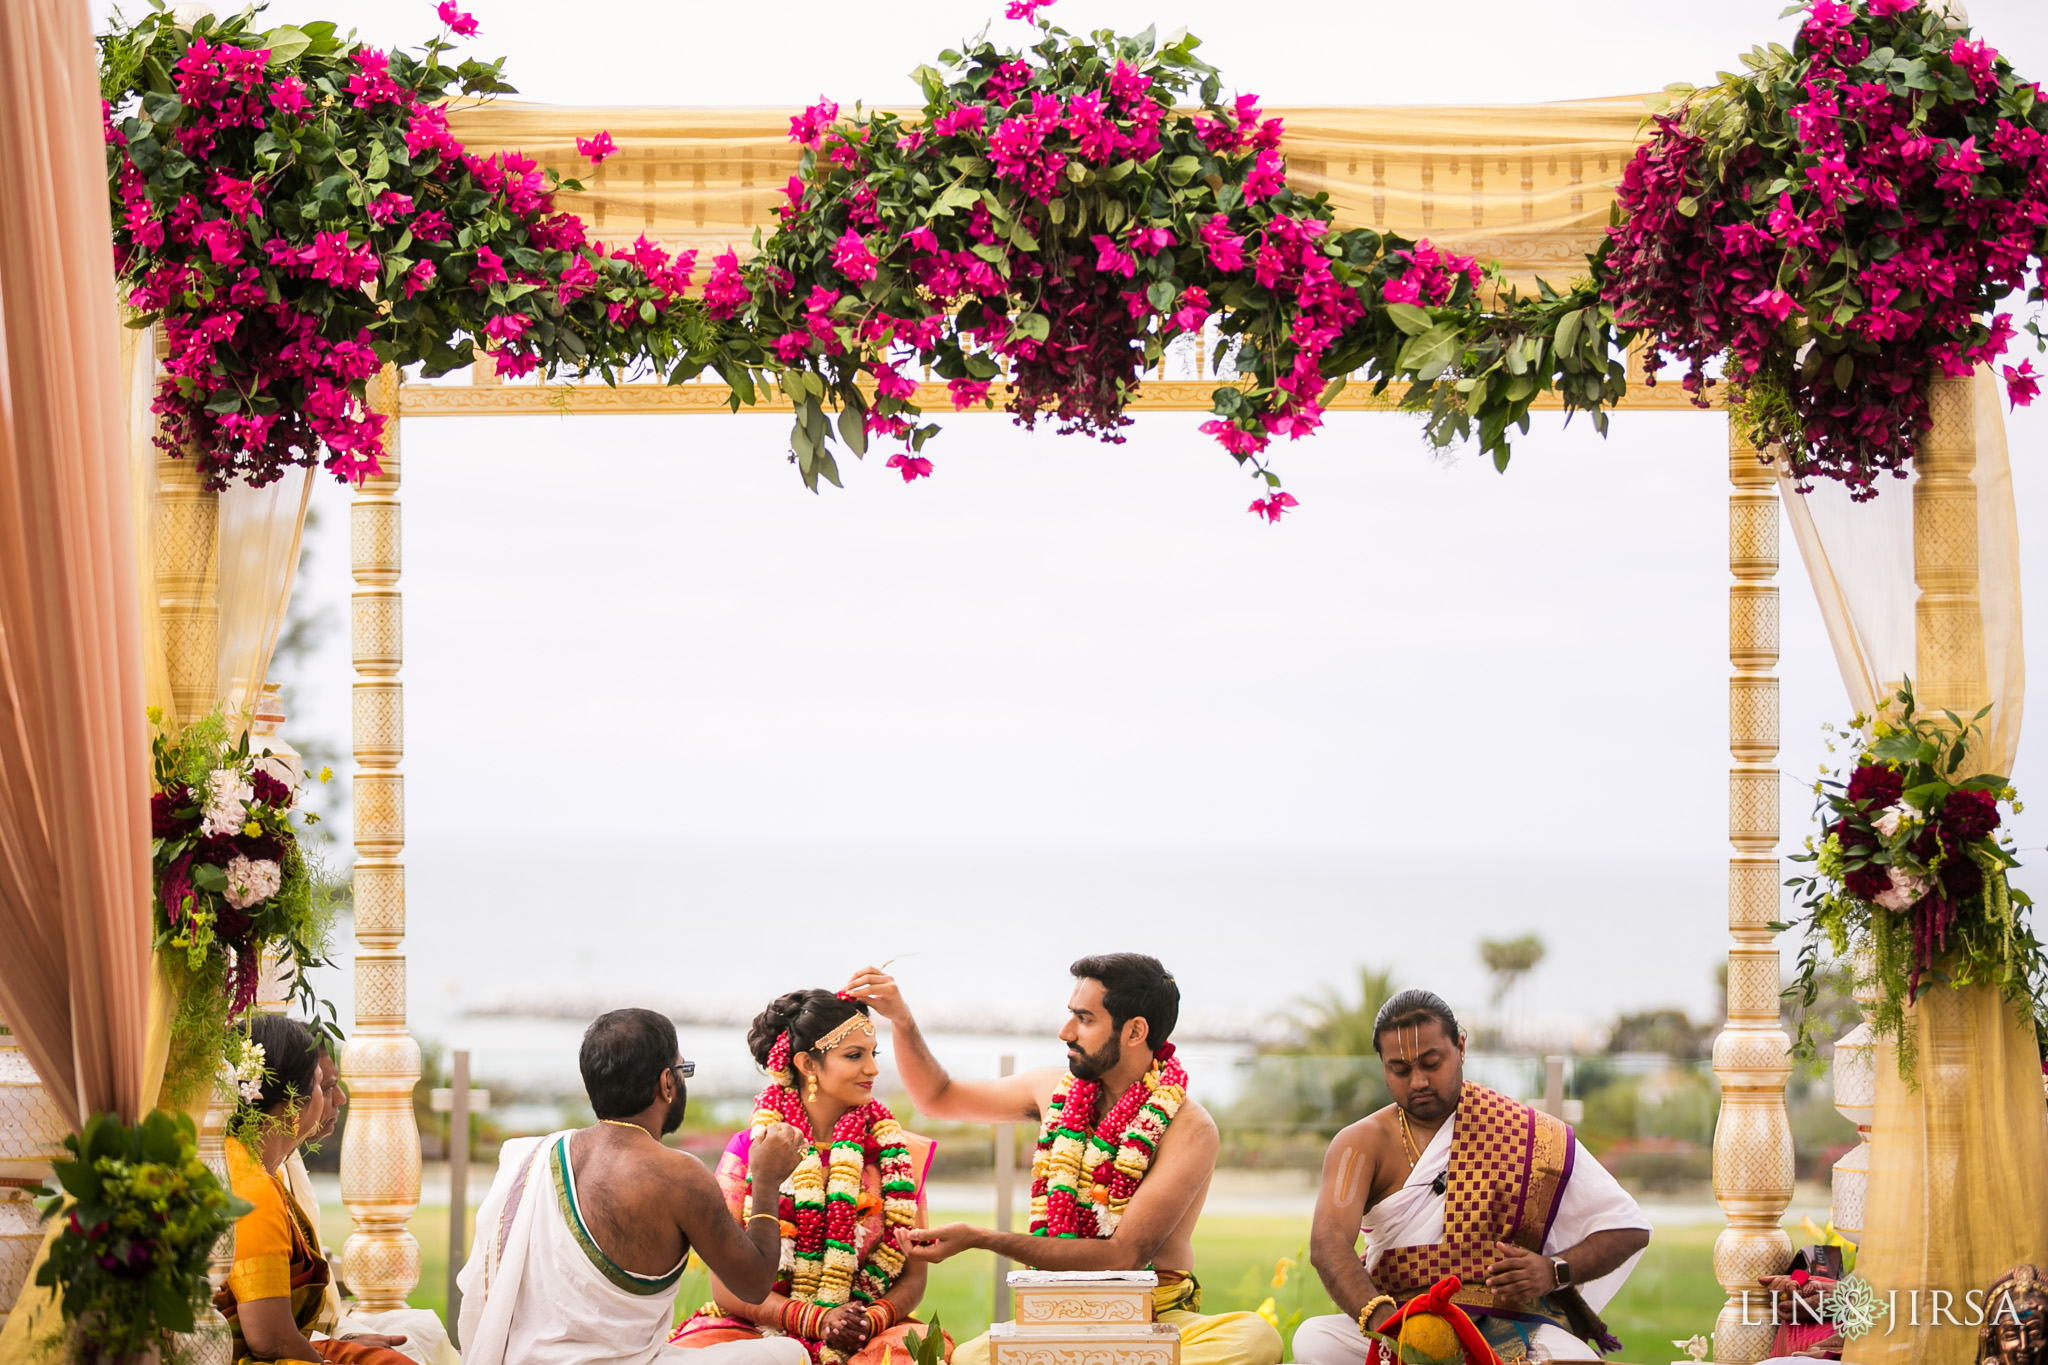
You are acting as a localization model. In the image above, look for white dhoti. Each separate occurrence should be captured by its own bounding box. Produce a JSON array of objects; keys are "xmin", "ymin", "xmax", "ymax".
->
[
  {"xmin": 284, "ymin": 1153, "xmax": 461, "ymax": 1365},
  {"xmin": 457, "ymin": 1131, "xmax": 807, "ymax": 1365},
  {"xmin": 1293, "ymin": 1112, "xmax": 1648, "ymax": 1364}
]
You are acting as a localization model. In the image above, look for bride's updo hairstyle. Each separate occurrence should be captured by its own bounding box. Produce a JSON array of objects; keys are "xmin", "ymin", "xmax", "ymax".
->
[{"xmin": 749, "ymin": 989, "xmax": 871, "ymax": 1070}]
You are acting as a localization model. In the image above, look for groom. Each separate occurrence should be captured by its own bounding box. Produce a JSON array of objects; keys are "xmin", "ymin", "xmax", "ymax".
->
[{"xmin": 844, "ymin": 954, "xmax": 1282, "ymax": 1365}]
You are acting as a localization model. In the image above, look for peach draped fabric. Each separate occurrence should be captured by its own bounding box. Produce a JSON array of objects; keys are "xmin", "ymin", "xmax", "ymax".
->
[{"xmin": 0, "ymin": 0, "xmax": 155, "ymax": 1130}]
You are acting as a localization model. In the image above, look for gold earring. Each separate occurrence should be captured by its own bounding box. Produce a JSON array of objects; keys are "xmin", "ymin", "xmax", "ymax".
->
[{"xmin": 806, "ymin": 1073, "xmax": 819, "ymax": 1102}]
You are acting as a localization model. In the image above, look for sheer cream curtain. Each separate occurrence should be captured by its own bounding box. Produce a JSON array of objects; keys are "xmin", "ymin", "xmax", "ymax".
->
[
  {"xmin": 1788, "ymin": 374, "xmax": 2047, "ymax": 1365},
  {"xmin": 215, "ymin": 469, "xmax": 313, "ymax": 727}
]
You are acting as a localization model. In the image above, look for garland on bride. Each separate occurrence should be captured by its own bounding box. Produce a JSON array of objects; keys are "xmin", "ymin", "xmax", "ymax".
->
[
  {"xmin": 1029, "ymin": 1040, "xmax": 1187, "ymax": 1239},
  {"xmin": 741, "ymin": 1029, "xmax": 919, "ymax": 1361}
]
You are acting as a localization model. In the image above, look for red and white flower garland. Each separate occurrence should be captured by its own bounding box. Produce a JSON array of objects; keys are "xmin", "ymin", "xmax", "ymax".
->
[
  {"xmin": 743, "ymin": 1030, "xmax": 918, "ymax": 1362},
  {"xmin": 1028, "ymin": 1042, "xmax": 1188, "ymax": 1239}
]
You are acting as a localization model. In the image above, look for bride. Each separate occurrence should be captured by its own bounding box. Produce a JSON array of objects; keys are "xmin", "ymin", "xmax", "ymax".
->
[{"xmin": 670, "ymin": 990, "xmax": 953, "ymax": 1364}]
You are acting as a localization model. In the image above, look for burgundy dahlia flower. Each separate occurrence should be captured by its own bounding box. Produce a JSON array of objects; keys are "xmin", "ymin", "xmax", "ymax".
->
[{"xmin": 1845, "ymin": 763, "xmax": 1905, "ymax": 811}]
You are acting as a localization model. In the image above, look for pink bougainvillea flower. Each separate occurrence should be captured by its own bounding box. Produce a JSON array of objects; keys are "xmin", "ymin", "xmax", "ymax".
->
[
  {"xmin": 1804, "ymin": 0, "xmax": 1853, "ymax": 27},
  {"xmin": 1866, "ymin": 0, "xmax": 1917, "ymax": 15},
  {"xmin": 1950, "ymin": 39, "xmax": 2000, "ymax": 94},
  {"xmin": 1244, "ymin": 147, "xmax": 1286, "ymax": 202},
  {"xmin": 401, "ymin": 259, "xmax": 438, "ymax": 298},
  {"xmin": 436, "ymin": 1, "xmax": 480, "ymax": 36},
  {"xmin": 875, "ymin": 363, "xmax": 918, "ymax": 400},
  {"xmin": 887, "ymin": 452, "xmax": 934, "ymax": 482},
  {"xmin": 1247, "ymin": 492, "xmax": 1299, "ymax": 523},
  {"xmin": 1090, "ymin": 234, "xmax": 1137, "ymax": 278},
  {"xmin": 1200, "ymin": 418, "xmax": 1270, "ymax": 457},
  {"xmin": 932, "ymin": 105, "xmax": 988, "ymax": 139},
  {"xmin": 947, "ymin": 377, "xmax": 993, "ymax": 409},
  {"xmin": 906, "ymin": 224, "xmax": 941, "ymax": 253},
  {"xmin": 1171, "ymin": 286, "xmax": 1212, "ymax": 335},
  {"xmin": 209, "ymin": 170, "xmax": 262, "ymax": 217},
  {"xmin": 269, "ymin": 75, "xmax": 308, "ymax": 116},
  {"xmin": 789, "ymin": 97, "xmax": 840, "ymax": 149},
  {"xmin": 576, "ymin": 130, "xmax": 617, "ymax": 165},
  {"xmin": 1129, "ymin": 226, "xmax": 1174, "ymax": 256},
  {"xmin": 1745, "ymin": 288, "xmax": 1802, "ymax": 326},
  {"xmin": 1199, "ymin": 215, "xmax": 1246, "ymax": 272},
  {"xmin": 307, "ymin": 231, "xmax": 378, "ymax": 289},
  {"xmin": 703, "ymin": 249, "xmax": 752, "ymax": 319},
  {"xmin": 832, "ymin": 228, "xmax": 878, "ymax": 284},
  {"xmin": 772, "ymin": 333, "xmax": 811, "ymax": 363},
  {"xmin": 481, "ymin": 313, "xmax": 531, "ymax": 343},
  {"xmin": 367, "ymin": 191, "xmax": 414, "ymax": 225},
  {"xmin": 470, "ymin": 244, "xmax": 508, "ymax": 289},
  {"xmin": 1004, "ymin": 0, "xmax": 1050, "ymax": 20},
  {"xmin": 2005, "ymin": 360, "xmax": 2041, "ymax": 410}
]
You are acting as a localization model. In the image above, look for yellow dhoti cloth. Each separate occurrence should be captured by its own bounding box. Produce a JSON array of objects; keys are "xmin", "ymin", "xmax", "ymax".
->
[{"xmin": 953, "ymin": 1277, "xmax": 1281, "ymax": 1365}]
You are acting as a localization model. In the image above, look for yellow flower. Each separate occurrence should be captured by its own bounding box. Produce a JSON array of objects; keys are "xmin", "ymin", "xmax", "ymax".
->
[
  {"xmin": 1271, "ymin": 1256, "xmax": 1295, "ymax": 1289},
  {"xmin": 319, "ymin": 766, "xmax": 334, "ymax": 783},
  {"xmin": 1255, "ymin": 1298, "xmax": 1281, "ymax": 1331},
  {"xmin": 243, "ymin": 821, "xmax": 262, "ymax": 838},
  {"xmin": 145, "ymin": 705, "xmax": 163, "ymax": 726}
]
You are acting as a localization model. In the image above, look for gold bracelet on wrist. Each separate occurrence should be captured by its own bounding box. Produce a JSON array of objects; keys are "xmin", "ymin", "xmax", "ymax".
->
[
  {"xmin": 1358, "ymin": 1295, "xmax": 1395, "ymax": 1335},
  {"xmin": 749, "ymin": 1212, "xmax": 782, "ymax": 1225}
]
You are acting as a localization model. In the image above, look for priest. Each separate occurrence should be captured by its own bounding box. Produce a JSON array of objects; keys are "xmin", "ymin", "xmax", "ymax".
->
[{"xmin": 1292, "ymin": 991, "xmax": 1650, "ymax": 1365}]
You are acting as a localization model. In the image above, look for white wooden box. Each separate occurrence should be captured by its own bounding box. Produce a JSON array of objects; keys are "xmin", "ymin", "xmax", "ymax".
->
[{"xmin": 987, "ymin": 1321, "xmax": 1181, "ymax": 1365}]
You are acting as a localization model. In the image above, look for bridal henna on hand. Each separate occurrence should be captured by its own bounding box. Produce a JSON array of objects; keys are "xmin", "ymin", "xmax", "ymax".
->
[{"xmin": 822, "ymin": 1304, "xmax": 871, "ymax": 1351}]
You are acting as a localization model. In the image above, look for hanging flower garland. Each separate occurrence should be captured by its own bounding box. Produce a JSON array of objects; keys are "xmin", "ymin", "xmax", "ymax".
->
[
  {"xmin": 1029, "ymin": 1040, "xmax": 1187, "ymax": 1239},
  {"xmin": 149, "ymin": 708, "xmax": 341, "ymax": 1109},
  {"xmin": 99, "ymin": 4, "xmax": 739, "ymax": 489},
  {"xmin": 717, "ymin": 5, "xmax": 1630, "ymax": 517},
  {"xmin": 1601, "ymin": 0, "xmax": 2048, "ymax": 498},
  {"xmin": 1783, "ymin": 684, "xmax": 2045, "ymax": 1078},
  {"xmin": 737, "ymin": 1031, "xmax": 919, "ymax": 1362}
]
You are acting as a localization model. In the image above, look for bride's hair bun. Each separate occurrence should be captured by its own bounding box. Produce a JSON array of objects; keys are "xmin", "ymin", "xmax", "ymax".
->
[{"xmin": 747, "ymin": 988, "xmax": 869, "ymax": 1068}]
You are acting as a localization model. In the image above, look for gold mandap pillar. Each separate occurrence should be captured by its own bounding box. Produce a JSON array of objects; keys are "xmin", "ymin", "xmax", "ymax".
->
[
  {"xmin": 155, "ymin": 444, "xmax": 218, "ymax": 723},
  {"xmin": 340, "ymin": 365, "xmax": 423, "ymax": 1310},
  {"xmin": 1711, "ymin": 427, "xmax": 1795, "ymax": 1365}
]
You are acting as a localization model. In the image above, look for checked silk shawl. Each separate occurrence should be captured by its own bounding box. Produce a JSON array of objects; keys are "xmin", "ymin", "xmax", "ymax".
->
[{"xmin": 1369, "ymin": 1082, "xmax": 1576, "ymax": 1330}]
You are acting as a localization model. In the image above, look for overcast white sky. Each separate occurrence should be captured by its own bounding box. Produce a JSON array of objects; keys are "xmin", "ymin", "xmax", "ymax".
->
[{"xmin": 105, "ymin": 0, "xmax": 2048, "ymax": 1030}]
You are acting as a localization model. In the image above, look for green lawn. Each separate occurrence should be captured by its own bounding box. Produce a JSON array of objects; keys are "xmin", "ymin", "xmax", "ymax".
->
[{"xmin": 329, "ymin": 1207, "xmax": 1747, "ymax": 1361}]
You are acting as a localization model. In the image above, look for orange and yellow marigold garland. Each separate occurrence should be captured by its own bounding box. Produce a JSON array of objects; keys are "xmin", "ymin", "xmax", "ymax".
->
[{"xmin": 1029, "ymin": 1041, "xmax": 1188, "ymax": 1239}]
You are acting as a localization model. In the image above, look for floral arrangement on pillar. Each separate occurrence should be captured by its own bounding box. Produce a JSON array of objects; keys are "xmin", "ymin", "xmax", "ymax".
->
[
  {"xmin": 148, "ymin": 708, "xmax": 339, "ymax": 1111},
  {"xmin": 33, "ymin": 1111, "xmax": 248, "ymax": 1364},
  {"xmin": 98, "ymin": 4, "xmax": 738, "ymax": 490},
  {"xmin": 719, "ymin": 3, "xmax": 1631, "ymax": 510},
  {"xmin": 1782, "ymin": 684, "xmax": 2044, "ymax": 1077},
  {"xmin": 1600, "ymin": 0, "xmax": 2048, "ymax": 497}
]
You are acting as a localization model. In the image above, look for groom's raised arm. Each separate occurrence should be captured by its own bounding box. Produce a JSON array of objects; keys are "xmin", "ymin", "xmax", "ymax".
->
[{"xmin": 844, "ymin": 967, "xmax": 1047, "ymax": 1122}]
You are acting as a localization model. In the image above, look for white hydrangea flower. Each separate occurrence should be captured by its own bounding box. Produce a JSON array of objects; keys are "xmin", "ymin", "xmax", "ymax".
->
[
  {"xmin": 201, "ymin": 766, "xmax": 255, "ymax": 837},
  {"xmin": 222, "ymin": 854, "xmax": 282, "ymax": 909},
  {"xmin": 1872, "ymin": 865, "xmax": 1930, "ymax": 912}
]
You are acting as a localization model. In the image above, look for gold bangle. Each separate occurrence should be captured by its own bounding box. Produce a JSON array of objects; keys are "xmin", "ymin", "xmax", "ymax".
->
[
  {"xmin": 1358, "ymin": 1295, "xmax": 1395, "ymax": 1335},
  {"xmin": 749, "ymin": 1212, "xmax": 782, "ymax": 1225}
]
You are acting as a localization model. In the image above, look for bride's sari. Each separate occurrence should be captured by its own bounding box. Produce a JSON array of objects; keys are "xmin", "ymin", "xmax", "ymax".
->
[{"xmin": 669, "ymin": 1124, "xmax": 952, "ymax": 1365}]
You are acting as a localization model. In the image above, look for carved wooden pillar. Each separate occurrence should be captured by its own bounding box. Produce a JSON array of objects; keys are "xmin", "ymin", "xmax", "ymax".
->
[
  {"xmin": 1913, "ymin": 376, "xmax": 1987, "ymax": 719},
  {"xmin": 340, "ymin": 366, "xmax": 422, "ymax": 1311},
  {"xmin": 155, "ymin": 446, "xmax": 218, "ymax": 725},
  {"xmin": 1712, "ymin": 428, "xmax": 1795, "ymax": 1365}
]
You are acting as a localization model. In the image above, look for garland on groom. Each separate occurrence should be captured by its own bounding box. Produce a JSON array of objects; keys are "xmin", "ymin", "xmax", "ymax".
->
[{"xmin": 1030, "ymin": 1041, "xmax": 1187, "ymax": 1239}]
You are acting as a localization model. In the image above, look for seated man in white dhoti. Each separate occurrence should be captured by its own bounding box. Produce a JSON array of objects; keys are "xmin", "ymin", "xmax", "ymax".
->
[
  {"xmin": 1294, "ymin": 992, "xmax": 1650, "ymax": 1365},
  {"xmin": 457, "ymin": 1008, "xmax": 810, "ymax": 1365},
  {"xmin": 282, "ymin": 1045, "xmax": 461, "ymax": 1365}
]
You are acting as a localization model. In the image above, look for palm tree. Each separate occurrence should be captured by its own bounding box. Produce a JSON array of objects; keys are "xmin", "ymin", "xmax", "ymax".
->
[
  {"xmin": 1280, "ymin": 966, "xmax": 1401, "ymax": 1057},
  {"xmin": 1479, "ymin": 935, "xmax": 1546, "ymax": 1009}
]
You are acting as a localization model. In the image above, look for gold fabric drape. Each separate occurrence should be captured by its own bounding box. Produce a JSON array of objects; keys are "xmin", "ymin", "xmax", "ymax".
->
[
  {"xmin": 1780, "ymin": 370, "xmax": 2025, "ymax": 774},
  {"xmin": 215, "ymin": 470, "xmax": 313, "ymax": 725},
  {"xmin": 0, "ymin": 0, "xmax": 155, "ymax": 1130},
  {"xmin": 444, "ymin": 98, "xmax": 1650, "ymax": 288},
  {"xmin": 1783, "ymin": 373, "xmax": 2046, "ymax": 1365}
]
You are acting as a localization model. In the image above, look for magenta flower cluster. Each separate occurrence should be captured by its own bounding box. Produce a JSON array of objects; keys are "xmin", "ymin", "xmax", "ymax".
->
[{"xmin": 1603, "ymin": 0, "xmax": 2048, "ymax": 496}]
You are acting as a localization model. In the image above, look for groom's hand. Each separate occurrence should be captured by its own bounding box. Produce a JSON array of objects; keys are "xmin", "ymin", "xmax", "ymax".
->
[
  {"xmin": 339, "ymin": 1334, "xmax": 407, "ymax": 1348},
  {"xmin": 751, "ymin": 1122, "xmax": 806, "ymax": 1190},
  {"xmin": 843, "ymin": 968, "xmax": 910, "ymax": 1027},
  {"xmin": 903, "ymin": 1223, "xmax": 980, "ymax": 1264}
]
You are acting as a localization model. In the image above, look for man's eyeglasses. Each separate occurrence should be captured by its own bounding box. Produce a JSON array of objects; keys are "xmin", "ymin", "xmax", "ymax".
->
[{"xmin": 670, "ymin": 1060, "xmax": 696, "ymax": 1080}]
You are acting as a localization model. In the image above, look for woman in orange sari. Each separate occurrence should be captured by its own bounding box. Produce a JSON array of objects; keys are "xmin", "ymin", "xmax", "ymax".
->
[
  {"xmin": 218, "ymin": 1014, "xmax": 412, "ymax": 1365},
  {"xmin": 671, "ymin": 990, "xmax": 951, "ymax": 1364}
]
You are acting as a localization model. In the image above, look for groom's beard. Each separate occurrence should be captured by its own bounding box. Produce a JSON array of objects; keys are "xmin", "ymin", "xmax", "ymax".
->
[
  {"xmin": 1067, "ymin": 1036, "xmax": 1120, "ymax": 1082},
  {"xmin": 660, "ymin": 1083, "xmax": 688, "ymax": 1137}
]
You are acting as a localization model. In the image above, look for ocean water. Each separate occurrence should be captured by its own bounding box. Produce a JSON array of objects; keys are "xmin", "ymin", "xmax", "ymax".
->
[{"xmin": 305, "ymin": 835, "xmax": 1732, "ymax": 1101}]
